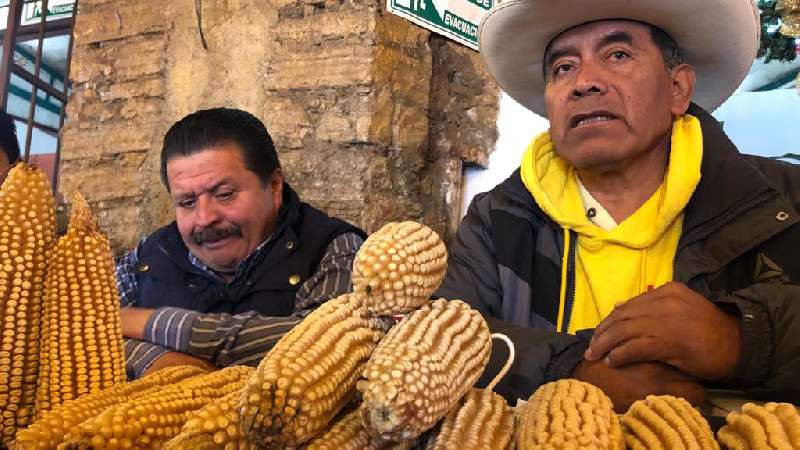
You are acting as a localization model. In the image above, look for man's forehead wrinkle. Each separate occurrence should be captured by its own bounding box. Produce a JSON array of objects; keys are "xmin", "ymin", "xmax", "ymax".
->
[
  {"xmin": 596, "ymin": 30, "xmax": 636, "ymax": 50},
  {"xmin": 171, "ymin": 175, "xmax": 233, "ymax": 199},
  {"xmin": 550, "ymin": 29, "xmax": 636, "ymax": 53},
  {"xmin": 545, "ymin": 19, "xmax": 647, "ymax": 57}
]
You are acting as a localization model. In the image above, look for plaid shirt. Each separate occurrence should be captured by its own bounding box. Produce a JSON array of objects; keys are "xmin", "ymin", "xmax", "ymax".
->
[{"xmin": 116, "ymin": 231, "xmax": 363, "ymax": 377}]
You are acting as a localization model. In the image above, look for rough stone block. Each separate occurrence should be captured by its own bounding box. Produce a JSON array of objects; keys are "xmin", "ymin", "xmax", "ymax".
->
[
  {"xmin": 58, "ymin": 152, "xmax": 148, "ymax": 202},
  {"xmin": 73, "ymin": 1, "xmax": 172, "ymax": 44},
  {"xmin": 99, "ymin": 78, "xmax": 166, "ymax": 101}
]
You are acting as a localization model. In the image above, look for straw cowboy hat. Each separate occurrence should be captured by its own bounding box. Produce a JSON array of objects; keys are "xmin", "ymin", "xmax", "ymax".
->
[{"xmin": 478, "ymin": 0, "xmax": 761, "ymax": 117}]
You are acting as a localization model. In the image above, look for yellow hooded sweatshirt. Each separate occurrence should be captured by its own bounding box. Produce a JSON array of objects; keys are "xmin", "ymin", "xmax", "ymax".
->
[{"xmin": 520, "ymin": 115, "xmax": 703, "ymax": 333}]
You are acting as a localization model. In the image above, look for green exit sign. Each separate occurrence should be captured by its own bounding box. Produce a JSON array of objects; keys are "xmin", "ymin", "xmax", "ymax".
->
[
  {"xmin": 387, "ymin": 0, "xmax": 492, "ymax": 50},
  {"xmin": 23, "ymin": 0, "xmax": 75, "ymax": 23}
]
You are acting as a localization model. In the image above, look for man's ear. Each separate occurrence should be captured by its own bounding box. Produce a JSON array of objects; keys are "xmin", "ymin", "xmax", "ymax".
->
[
  {"xmin": 270, "ymin": 168, "xmax": 284, "ymax": 202},
  {"xmin": 670, "ymin": 63, "xmax": 696, "ymax": 116}
]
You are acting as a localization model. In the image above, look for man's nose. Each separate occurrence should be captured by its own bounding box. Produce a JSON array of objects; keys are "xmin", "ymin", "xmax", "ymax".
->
[
  {"xmin": 571, "ymin": 61, "xmax": 607, "ymax": 98},
  {"xmin": 194, "ymin": 195, "xmax": 220, "ymax": 227}
]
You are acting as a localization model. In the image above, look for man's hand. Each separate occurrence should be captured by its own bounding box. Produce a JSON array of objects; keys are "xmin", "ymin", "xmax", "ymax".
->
[
  {"xmin": 572, "ymin": 359, "xmax": 706, "ymax": 413},
  {"xmin": 585, "ymin": 282, "xmax": 741, "ymax": 380},
  {"xmin": 120, "ymin": 307, "xmax": 156, "ymax": 340},
  {"xmin": 143, "ymin": 351, "xmax": 217, "ymax": 376}
]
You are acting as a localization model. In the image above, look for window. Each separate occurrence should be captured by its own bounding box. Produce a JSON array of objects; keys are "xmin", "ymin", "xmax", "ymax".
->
[{"xmin": 0, "ymin": 0, "xmax": 77, "ymax": 188}]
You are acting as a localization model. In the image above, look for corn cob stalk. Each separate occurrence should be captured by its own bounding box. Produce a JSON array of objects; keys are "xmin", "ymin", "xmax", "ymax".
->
[
  {"xmin": 517, "ymin": 379, "xmax": 623, "ymax": 450},
  {"xmin": 14, "ymin": 365, "xmax": 208, "ymax": 450},
  {"xmin": 162, "ymin": 389, "xmax": 256, "ymax": 450},
  {"xmin": 621, "ymin": 395, "xmax": 719, "ymax": 450},
  {"xmin": 239, "ymin": 293, "xmax": 393, "ymax": 447},
  {"xmin": 424, "ymin": 388, "xmax": 514, "ymax": 450},
  {"xmin": 352, "ymin": 222, "xmax": 447, "ymax": 315},
  {"xmin": 359, "ymin": 299, "xmax": 492, "ymax": 441},
  {"xmin": 35, "ymin": 193, "xmax": 127, "ymax": 416},
  {"xmin": 60, "ymin": 365, "xmax": 253, "ymax": 449},
  {"xmin": 0, "ymin": 163, "xmax": 57, "ymax": 446},
  {"xmin": 717, "ymin": 402, "xmax": 800, "ymax": 450},
  {"xmin": 304, "ymin": 407, "xmax": 414, "ymax": 450}
]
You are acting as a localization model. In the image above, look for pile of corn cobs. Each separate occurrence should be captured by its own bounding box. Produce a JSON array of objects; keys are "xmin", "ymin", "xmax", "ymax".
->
[{"xmin": 5, "ymin": 165, "xmax": 799, "ymax": 450}]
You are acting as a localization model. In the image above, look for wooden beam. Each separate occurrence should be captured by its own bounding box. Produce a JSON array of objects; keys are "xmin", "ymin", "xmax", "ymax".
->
[
  {"xmin": 0, "ymin": 0, "xmax": 24, "ymax": 107},
  {"xmin": 0, "ymin": 17, "xmax": 73, "ymax": 42},
  {"xmin": 23, "ymin": 0, "xmax": 51, "ymax": 161}
]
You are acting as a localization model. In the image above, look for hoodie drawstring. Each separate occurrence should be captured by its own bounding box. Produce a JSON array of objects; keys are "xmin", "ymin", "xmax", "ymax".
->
[{"xmin": 556, "ymin": 227, "xmax": 570, "ymax": 332}]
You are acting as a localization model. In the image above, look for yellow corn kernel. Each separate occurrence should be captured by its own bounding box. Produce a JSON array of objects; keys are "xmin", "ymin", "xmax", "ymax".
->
[
  {"xmin": 14, "ymin": 365, "xmax": 208, "ymax": 450},
  {"xmin": 425, "ymin": 388, "xmax": 514, "ymax": 450},
  {"xmin": 163, "ymin": 389, "xmax": 256, "ymax": 450},
  {"xmin": 718, "ymin": 402, "xmax": 800, "ymax": 450},
  {"xmin": 765, "ymin": 402, "xmax": 800, "ymax": 448},
  {"xmin": 0, "ymin": 163, "xmax": 57, "ymax": 446},
  {"xmin": 622, "ymin": 395, "xmax": 719, "ymax": 450},
  {"xmin": 359, "ymin": 299, "xmax": 492, "ymax": 442},
  {"xmin": 517, "ymin": 379, "xmax": 623, "ymax": 450},
  {"xmin": 35, "ymin": 193, "xmax": 127, "ymax": 416},
  {"xmin": 352, "ymin": 222, "xmax": 447, "ymax": 315},
  {"xmin": 305, "ymin": 407, "xmax": 414, "ymax": 450},
  {"xmin": 238, "ymin": 293, "xmax": 393, "ymax": 447},
  {"xmin": 60, "ymin": 365, "xmax": 252, "ymax": 449}
]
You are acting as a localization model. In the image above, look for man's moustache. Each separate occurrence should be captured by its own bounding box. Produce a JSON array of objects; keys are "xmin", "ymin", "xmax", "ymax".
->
[{"xmin": 192, "ymin": 225, "xmax": 242, "ymax": 245}]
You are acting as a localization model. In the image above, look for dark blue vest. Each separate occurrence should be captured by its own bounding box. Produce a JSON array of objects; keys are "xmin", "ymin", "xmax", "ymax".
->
[{"xmin": 133, "ymin": 184, "xmax": 365, "ymax": 316}]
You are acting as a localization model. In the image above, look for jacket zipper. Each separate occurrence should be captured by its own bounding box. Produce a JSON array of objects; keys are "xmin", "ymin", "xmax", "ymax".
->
[{"xmin": 562, "ymin": 229, "xmax": 577, "ymax": 333}]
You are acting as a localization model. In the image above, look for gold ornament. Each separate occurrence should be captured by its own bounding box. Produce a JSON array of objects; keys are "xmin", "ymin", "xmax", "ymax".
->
[{"xmin": 778, "ymin": 0, "xmax": 800, "ymax": 36}]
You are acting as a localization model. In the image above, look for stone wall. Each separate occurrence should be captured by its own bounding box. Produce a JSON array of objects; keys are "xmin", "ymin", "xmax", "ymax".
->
[{"xmin": 59, "ymin": 0, "xmax": 498, "ymax": 254}]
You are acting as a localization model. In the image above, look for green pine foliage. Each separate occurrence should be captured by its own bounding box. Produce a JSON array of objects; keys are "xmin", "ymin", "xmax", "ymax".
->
[{"xmin": 759, "ymin": 0, "xmax": 798, "ymax": 62}]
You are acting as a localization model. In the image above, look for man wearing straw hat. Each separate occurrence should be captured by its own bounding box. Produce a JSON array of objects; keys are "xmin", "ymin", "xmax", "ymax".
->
[{"xmin": 436, "ymin": 0, "xmax": 800, "ymax": 411}]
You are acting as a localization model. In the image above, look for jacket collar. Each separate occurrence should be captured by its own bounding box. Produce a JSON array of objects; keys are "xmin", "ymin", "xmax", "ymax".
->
[{"xmin": 679, "ymin": 104, "xmax": 797, "ymax": 249}]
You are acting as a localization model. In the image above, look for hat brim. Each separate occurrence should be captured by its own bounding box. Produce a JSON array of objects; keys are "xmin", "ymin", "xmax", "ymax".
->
[{"xmin": 478, "ymin": 0, "xmax": 760, "ymax": 117}]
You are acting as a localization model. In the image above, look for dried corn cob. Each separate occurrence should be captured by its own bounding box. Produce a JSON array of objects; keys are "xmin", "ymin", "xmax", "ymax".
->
[
  {"xmin": 517, "ymin": 379, "xmax": 623, "ymax": 450},
  {"xmin": 304, "ymin": 407, "xmax": 414, "ymax": 450},
  {"xmin": 35, "ymin": 193, "xmax": 127, "ymax": 415},
  {"xmin": 163, "ymin": 389, "xmax": 256, "ymax": 450},
  {"xmin": 14, "ymin": 365, "xmax": 208, "ymax": 450},
  {"xmin": 352, "ymin": 222, "xmax": 447, "ymax": 315},
  {"xmin": 359, "ymin": 299, "xmax": 492, "ymax": 441},
  {"xmin": 60, "ymin": 365, "xmax": 253, "ymax": 449},
  {"xmin": 424, "ymin": 388, "xmax": 514, "ymax": 450},
  {"xmin": 0, "ymin": 163, "xmax": 57, "ymax": 446},
  {"xmin": 621, "ymin": 395, "xmax": 718, "ymax": 450},
  {"xmin": 239, "ymin": 293, "xmax": 393, "ymax": 447},
  {"xmin": 717, "ymin": 402, "xmax": 800, "ymax": 450}
]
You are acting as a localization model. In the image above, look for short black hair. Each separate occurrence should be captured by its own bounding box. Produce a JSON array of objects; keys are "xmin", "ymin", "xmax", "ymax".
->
[
  {"xmin": 160, "ymin": 108, "xmax": 280, "ymax": 190},
  {"xmin": 542, "ymin": 21, "xmax": 685, "ymax": 79},
  {"xmin": 0, "ymin": 110, "xmax": 21, "ymax": 164},
  {"xmin": 648, "ymin": 24, "xmax": 684, "ymax": 69}
]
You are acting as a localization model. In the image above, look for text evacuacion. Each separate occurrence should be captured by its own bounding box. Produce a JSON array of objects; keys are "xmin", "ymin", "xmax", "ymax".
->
[{"xmin": 443, "ymin": 11, "xmax": 477, "ymax": 37}]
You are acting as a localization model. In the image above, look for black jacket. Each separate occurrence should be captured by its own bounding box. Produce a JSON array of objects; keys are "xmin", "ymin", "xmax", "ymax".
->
[
  {"xmin": 436, "ymin": 104, "xmax": 800, "ymax": 403},
  {"xmin": 134, "ymin": 183, "xmax": 365, "ymax": 316}
]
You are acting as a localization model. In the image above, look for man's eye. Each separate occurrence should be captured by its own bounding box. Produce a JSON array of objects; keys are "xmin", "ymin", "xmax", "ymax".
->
[
  {"xmin": 178, "ymin": 199, "xmax": 196, "ymax": 209},
  {"xmin": 216, "ymin": 191, "xmax": 234, "ymax": 201},
  {"xmin": 552, "ymin": 63, "xmax": 574, "ymax": 77},
  {"xmin": 610, "ymin": 50, "xmax": 630, "ymax": 60}
]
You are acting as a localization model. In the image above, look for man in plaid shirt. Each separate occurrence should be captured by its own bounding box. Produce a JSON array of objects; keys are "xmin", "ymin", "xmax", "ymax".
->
[{"xmin": 116, "ymin": 108, "xmax": 365, "ymax": 377}]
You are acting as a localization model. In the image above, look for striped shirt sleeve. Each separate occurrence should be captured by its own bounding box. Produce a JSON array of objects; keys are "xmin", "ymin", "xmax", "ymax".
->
[
  {"xmin": 295, "ymin": 232, "xmax": 363, "ymax": 310},
  {"xmin": 140, "ymin": 232, "xmax": 364, "ymax": 367},
  {"xmin": 123, "ymin": 338, "xmax": 170, "ymax": 379}
]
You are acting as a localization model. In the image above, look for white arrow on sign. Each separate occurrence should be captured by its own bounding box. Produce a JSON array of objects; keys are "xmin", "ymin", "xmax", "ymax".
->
[{"xmin": 430, "ymin": 0, "xmax": 485, "ymax": 25}]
